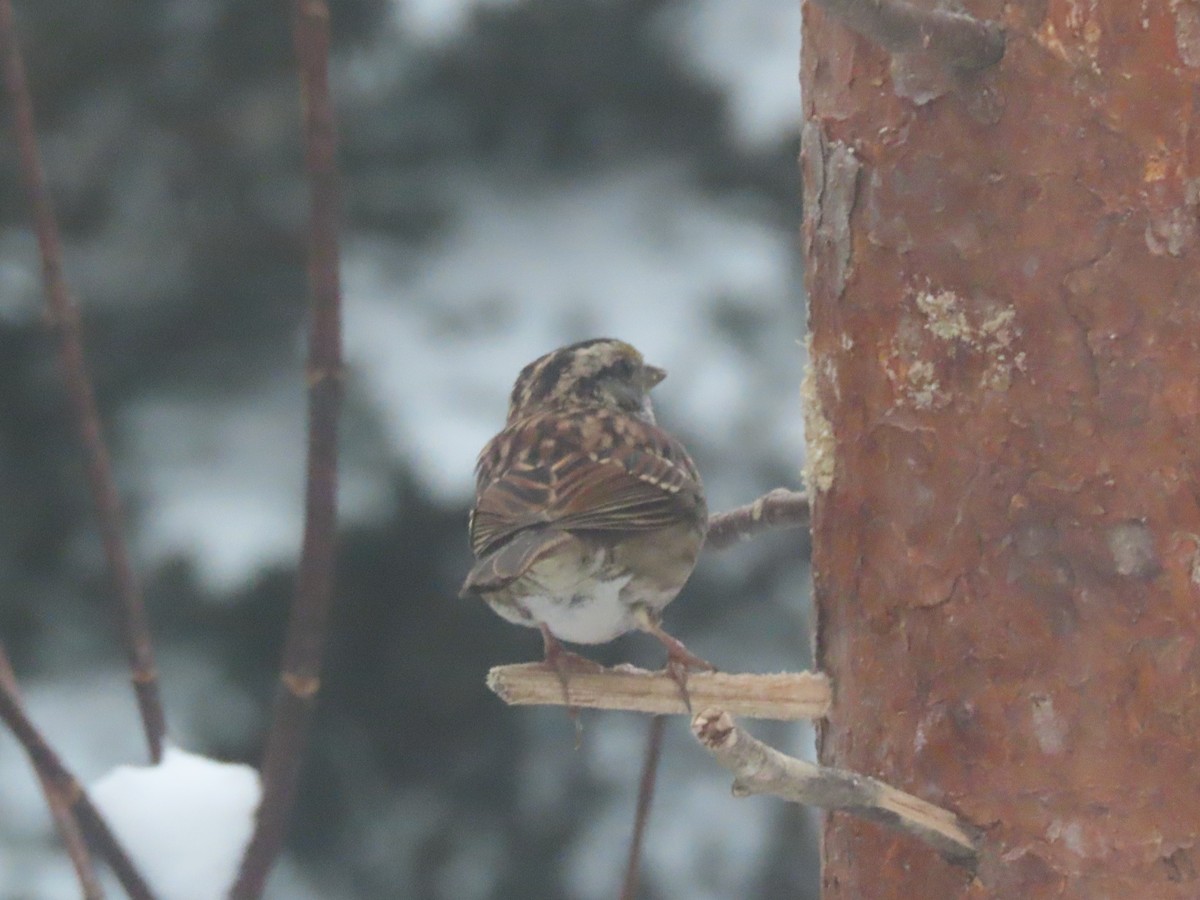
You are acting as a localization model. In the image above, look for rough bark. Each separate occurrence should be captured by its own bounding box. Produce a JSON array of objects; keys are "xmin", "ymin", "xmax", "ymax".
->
[{"xmin": 802, "ymin": 1, "xmax": 1200, "ymax": 897}]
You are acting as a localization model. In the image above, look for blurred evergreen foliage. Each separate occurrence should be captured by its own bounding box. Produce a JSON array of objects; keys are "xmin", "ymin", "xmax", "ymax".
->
[{"xmin": 0, "ymin": 0, "xmax": 811, "ymax": 896}]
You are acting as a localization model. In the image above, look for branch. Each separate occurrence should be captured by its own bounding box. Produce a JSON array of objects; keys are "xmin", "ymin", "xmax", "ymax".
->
[
  {"xmin": 705, "ymin": 488, "xmax": 810, "ymax": 551},
  {"xmin": 811, "ymin": 0, "xmax": 1005, "ymax": 72},
  {"xmin": 0, "ymin": 647, "xmax": 104, "ymax": 899},
  {"xmin": 230, "ymin": 0, "xmax": 345, "ymax": 896},
  {"xmin": 0, "ymin": 645, "xmax": 155, "ymax": 899},
  {"xmin": 488, "ymin": 664, "xmax": 831, "ymax": 721},
  {"xmin": 692, "ymin": 708, "xmax": 981, "ymax": 868},
  {"xmin": 0, "ymin": 0, "xmax": 165, "ymax": 763},
  {"xmin": 606, "ymin": 489, "xmax": 810, "ymax": 898},
  {"xmin": 619, "ymin": 714, "xmax": 665, "ymax": 900}
]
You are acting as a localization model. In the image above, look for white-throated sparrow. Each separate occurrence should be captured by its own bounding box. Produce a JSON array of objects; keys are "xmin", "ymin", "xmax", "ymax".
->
[{"xmin": 461, "ymin": 338, "xmax": 713, "ymax": 679}]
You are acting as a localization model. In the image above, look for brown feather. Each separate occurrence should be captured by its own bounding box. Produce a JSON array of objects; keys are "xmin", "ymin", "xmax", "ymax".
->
[
  {"xmin": 459, "ymin": 526, "xmax": 573, "ymax": 596},
  {"xmin": 469, "ymin": 409, "xmax": 705, "ymax": 560}
]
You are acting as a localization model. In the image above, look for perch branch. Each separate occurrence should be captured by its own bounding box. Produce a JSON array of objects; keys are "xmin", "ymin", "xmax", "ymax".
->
[
  {"xmin": 230, "ymin": 0, "xmax": 345, "ymax": 896},
  {"xmin": 488, "ymin": 664, "xmax": 831, "ymax": 721},
  {"xmin": 692, "ymin": 708, "xmax": 981, "ymax": 868},
  {"xmin": 811, "ymin": 0, "xmax": 1005, "ymax": 72},
  {"xmin": 0, "ymin": 0, "xmax": 165, "ymax": 763},
  {"xmin": 0, "ymin": 646, "xmax": 103, "ymax": 899},
  {"xmin": 608, "ymin": 488, "xmax": 810, "ymax": 898},
  {"xmin": 0, "ymin": 644, "xmax": 154, "ymax": 899},
  {"xmin": 705, "ymin": 488, "xmax": 810, "ymax": 551},
  {"xmin": 619, "ymin": 714, "xmax": 665, "ymax": 900}
]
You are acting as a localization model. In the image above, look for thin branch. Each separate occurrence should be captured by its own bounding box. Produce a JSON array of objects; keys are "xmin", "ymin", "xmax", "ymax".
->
[
  {"xmin": 705, "ymin": 488, "xmax": 810, "ymax": 551},
  {"xmin": 0, "ymin": 0, "xmax": 165, "ymax": 763},
  {"xmin": 229, "ymin": 0, "xmax": 345, "ymax": 896},
  {"xmin": 488, "ymin": 664, "xmax": 831, "ymax": 721},
  {"xmin": 607, "ymin": 489, "xmax": 811, "ymax": 899},
  {"xmin": 811, "ymin": 0, "xmax": 1005, "ymax": 72},
  {"xmin": 620, "ymin": 715, "xmax": 665, "ymax": 900},
  {"xmin": 691, "ymin": 708, "xmax": 981, "ymax": 868},
  {"xmin": 0, "ymin": 647, "xmax": 104, "ymax": 900},
  {"xmin": 0, "ymin": 645, "xmax": 155, "ymax": 899}
]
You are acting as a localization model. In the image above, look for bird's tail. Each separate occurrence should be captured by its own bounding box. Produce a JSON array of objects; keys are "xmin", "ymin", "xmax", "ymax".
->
[{"xmin": 458, "ymin": 527, "xmax": 573, "ymax": 598}]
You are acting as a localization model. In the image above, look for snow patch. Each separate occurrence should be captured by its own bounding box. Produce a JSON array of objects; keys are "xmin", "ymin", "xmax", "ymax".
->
[{"xmin": 90, "ymin": 746, "xmax": 261, "ymax": 900}]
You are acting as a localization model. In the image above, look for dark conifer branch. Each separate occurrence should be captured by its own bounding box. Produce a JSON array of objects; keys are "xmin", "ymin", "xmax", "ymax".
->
[
  {"xmin": 229, "ymin": 0, "xmax": 345, "ymax": 896},
  {"xmin": 0, "ymin": 0, "xmax": 166, "ymax": 764}
]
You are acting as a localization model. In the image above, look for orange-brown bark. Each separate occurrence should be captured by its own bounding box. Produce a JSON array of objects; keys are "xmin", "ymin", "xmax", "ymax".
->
[{"xmin": 803, "ymin": 1, "xmax": 1200, "ymax": 897}]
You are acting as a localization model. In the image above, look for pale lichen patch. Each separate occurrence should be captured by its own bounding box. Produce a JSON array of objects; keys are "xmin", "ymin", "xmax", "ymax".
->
[
  {"xmin": 1107, "ymin": 520, "xmax": 1160, "ymax": 578},
  {"xmin": 890, "ymin": 286, "xmax": 1021, "ymax": 407},
  {"xmin": 801, "ymin": 353, "xmax": 836, "ymax": 493},
  {"xmin": 1173, "ymin": 0, "xmax": 1200, "ymax": 68},
  {"xmin": 1031, "ymin": 695, "xmax": 1067, "ymax": 755},
  {"xmin": 906, "ymin": 359, "xmax": 941, "ymax": 410},
  {"xmin": 916, "ymin": 289, "xmax": 973, "ymax": 342}
]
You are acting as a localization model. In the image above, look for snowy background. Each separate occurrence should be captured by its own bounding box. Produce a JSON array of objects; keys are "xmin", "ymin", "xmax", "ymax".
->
[{"xmin": 0, "ymin": 0, "xmax": 816, "ymax": 896}]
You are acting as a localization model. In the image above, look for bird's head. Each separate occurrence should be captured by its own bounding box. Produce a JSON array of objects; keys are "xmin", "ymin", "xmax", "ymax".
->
[{"xmin": 506, "ymin": 338, "xmax": 666, "ymax": 423}]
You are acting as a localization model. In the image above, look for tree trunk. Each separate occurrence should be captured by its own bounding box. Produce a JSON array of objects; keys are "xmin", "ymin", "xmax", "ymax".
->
[{"xmin": 802, "ymin": 1, "xmax": 1200, "ymax": 897}]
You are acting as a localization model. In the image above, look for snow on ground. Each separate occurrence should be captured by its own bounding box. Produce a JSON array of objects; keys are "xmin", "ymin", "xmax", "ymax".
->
[
  {"xmin": 0, "ymin": 656, "xmax": 326, "ymax": 899},
  {"xmin": 91, "ymin": 746, "xmax": 261, "ymax": 900}
]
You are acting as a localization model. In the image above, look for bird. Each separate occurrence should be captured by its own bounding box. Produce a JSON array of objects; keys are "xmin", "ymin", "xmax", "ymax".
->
[{"xmin": 460, "ymin": 338, "xmax": 713, "ymax": 689}]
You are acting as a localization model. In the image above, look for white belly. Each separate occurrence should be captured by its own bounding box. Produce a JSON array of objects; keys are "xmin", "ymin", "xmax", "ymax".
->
[{"xmin": 512, "ymin": 573, "xmax": 635, "ymax": 644}]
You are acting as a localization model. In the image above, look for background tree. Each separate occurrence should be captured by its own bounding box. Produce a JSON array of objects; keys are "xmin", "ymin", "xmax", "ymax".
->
[{"xmin": 803, "ymin": 1, "xmax": 1200, "ymax": 897}]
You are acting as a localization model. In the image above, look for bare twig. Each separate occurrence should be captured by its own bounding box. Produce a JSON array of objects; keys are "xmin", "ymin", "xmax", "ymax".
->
[
  {"xmin": 705, "ymin": 488, "xmax": 810, "ymax": 551},
  {"xmin": 620, "ymin": 715, "xmax": 665, "ymax": 900},
  {"xmin": 0, "ymin": 647, "xmax": 104, "ymax": 899},
  {"xmin": 606, "ymin": 489, "xmax": 811, "ymax": 897},
  {"xmin": 229, "ymin": 1, "xmax": 345, "ymax": 896},
  {"xmin": 488, "ymin": 665, "xmax": 831, "ymax": 721},
  {"xmin": 0, "ymin": 644, "xmax": 155, "ymax": 899},
  {"xmin": 692, "ymin": 708, "xmax": 981, "ymax": 868},
  {"xmin": 0, "ymin": 0, "xmax": 165, "ymax": 763},
  {"xmin": 812, "ymin": 0, "xmax": 1005, "ymax": 72}
]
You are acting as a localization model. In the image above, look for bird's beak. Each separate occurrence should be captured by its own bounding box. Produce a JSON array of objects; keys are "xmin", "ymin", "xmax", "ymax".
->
[{"xmin": 642, "ymin": 365, "xmax": 667, "ymax": 389}]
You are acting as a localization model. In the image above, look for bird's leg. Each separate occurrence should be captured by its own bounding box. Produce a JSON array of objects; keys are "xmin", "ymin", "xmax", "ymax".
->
[
  {"xmin": 632, "ymin": 607, "xmax": 716, "ymax": 711},
  {"xmin": 538, "ymin": 624, "xmax": 603, "ymax": 741},
  {"xmin": 539, "ymin": 624, "xmax": 604, "ymax": 679}
]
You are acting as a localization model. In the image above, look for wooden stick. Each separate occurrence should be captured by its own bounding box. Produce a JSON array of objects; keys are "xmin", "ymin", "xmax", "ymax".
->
[
  {"xmin": 229, "ymin": 1, "xmax": 345, "ymax": 897},
  {"xmin": 812, "ymin": 0, "xmax": 1005, "ymax": 72},
  {"xmin": 705, "ymin": 488, "xmax": 810, "ymax": 551},
  {"xmin": 487, "ymin": 664, "xmax": 831, "ymax": 721},
  {"xmin": 0, "ymin": 0, "xmax": 165, "ymax": 764},
  {"xmin": 692, "ymin": 708, "xmax": 980, "ymax": 868}
]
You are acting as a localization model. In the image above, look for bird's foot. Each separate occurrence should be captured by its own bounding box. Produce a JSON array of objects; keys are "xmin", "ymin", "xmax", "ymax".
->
[
  {"xmin": 632, "ymin": 608, "xmax": 716, "ymax": 712},
  {"xmin": 663, "ymin": 645, "xmax": 717, "ymax": 714},
  {"xmin": 539, "ymin": 625, "xmax": 603, "ymax": 743}
]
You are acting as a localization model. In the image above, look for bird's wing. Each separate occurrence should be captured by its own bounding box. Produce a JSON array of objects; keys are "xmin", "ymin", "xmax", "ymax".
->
[
  {"xmin": 459, "ymin": 526, "xmax": 574, "ymax": 596},
  {"xmin": 468, "ymin": 410, "xmax": 705, "ymax": 559}
]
